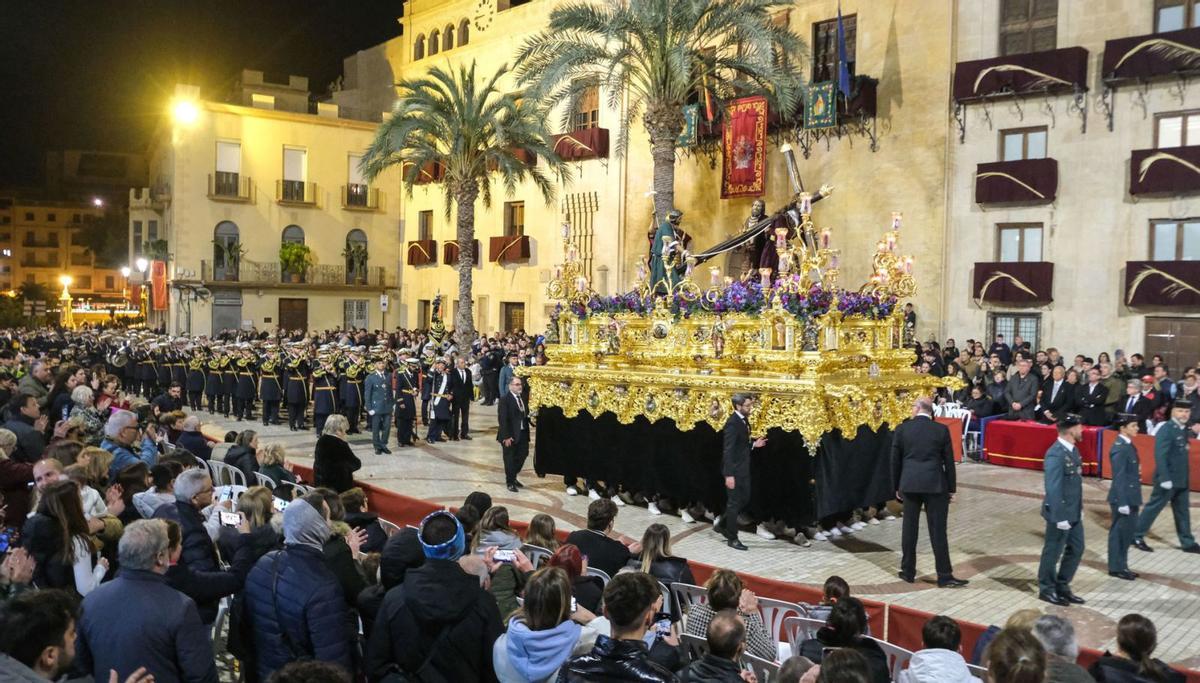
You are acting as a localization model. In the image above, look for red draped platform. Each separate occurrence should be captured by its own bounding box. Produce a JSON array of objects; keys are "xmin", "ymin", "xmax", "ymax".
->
[{"xmin": 983, "ymin": 420, "xmax": 1102, "ymax": 474}]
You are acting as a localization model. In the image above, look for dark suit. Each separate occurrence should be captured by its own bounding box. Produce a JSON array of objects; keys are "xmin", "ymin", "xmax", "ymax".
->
[
  {"xmin": 891, "ymin": 415, "xmax": 956, "ymax": 580},
  {"xmin": 1037, "ymin": 378, "xmax": 1072, "ymax": 423},
  {"xmin": 1078, "ymin": 382, "xmax": 1108, "ymax": 426},
  {"xmin": 1116, "ymin": 394, "xmax": 1153, "ymax": 428},
  {"xmin": 496, "ymin": 391, "xmax": 530, "ymax": 486},
  {"xmin": 1003, "ymin": 372, "xmax": 1038, "ymax": 420},
  {"xmin": 1107, "ymin": 435, "xmax": 1142, "ymax": 573},
  {"xmin": 448, "ymin": 366, "xmax": 473, "ymax": 439},
  {"xmin": 720, "ymin": 413, "xmax": 752, "ymax": 543}
]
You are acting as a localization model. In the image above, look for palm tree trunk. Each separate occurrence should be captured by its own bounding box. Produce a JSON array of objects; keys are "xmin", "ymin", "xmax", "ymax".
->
[
  {"xmin": 644, "ymin": 103, "xmax": 685, "ymax": 224},
  {"xmin": 454, "ymin": 181, "xmax": 480, "ymax": 348}
]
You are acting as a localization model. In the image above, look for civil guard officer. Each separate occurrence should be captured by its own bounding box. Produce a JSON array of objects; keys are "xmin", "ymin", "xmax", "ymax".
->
[
  {"xmin": 1133, "ymin": 399, "xmax": 1200, "ymax": 553},
  {"xmin": 1107, "ymin": 413, "xmax": 1142, "ymax": 580},
  {"xmin": 1038, "ymin": 413, "xmax": 1086, "ymax": 607}
]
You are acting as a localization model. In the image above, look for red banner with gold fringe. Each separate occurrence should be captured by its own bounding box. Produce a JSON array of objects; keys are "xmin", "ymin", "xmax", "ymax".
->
[
  {"xmin": 721, "ymin": 96, "xmax": 768, "ymax": 199},
  {"xmin": 150, "ymin": 261, "xmax": 168, "ymax": 311}
]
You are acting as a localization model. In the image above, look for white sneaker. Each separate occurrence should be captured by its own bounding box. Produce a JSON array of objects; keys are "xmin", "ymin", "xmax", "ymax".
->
[
  {"xmin": 868, "ymin": 517, "xmax": 880, "ymax": 525},
  {"xmin": 828, "ymin": 527, "xmax": 842, "ymax": 538},
  {"xmin": 588, "ymin": 489, "xmax": 601, "ymax": 501},
  {"xmin": 712, "ymin": 515, "xmax": 723, "ymax": 529},
  {"xmin": 851, "ymin": 521, "xmax": 867, "ymax": 531},
  {"xmin": 756, "ymin": 523, "xmax": 776, "ymax": 540},
  {"xmin": 566, "ymin": 486, "xmax": 579, "ymax": 496},
  {"xmin": 648, "ymin": 502, "xmax": 662, "ymax": 515},
  {"xmin": 882, "ymin": 512, "xmax": 897, "ymax": 521},
  {"xmin": 838, "ymin": 523, "xmax": 855, "ymax": 534},
  {"xmin": 681, "ymin": 509, "xmax": 696, "ymax": 524},
  {"xmin": 613, "ymin": 496, "xmax": 626, "ymax": 507},
  {"xmin": 699, "ymin": 508, "xmax": 714, "ymax": 522},
  {"xmin": 813, "ymin": 531, "xmax": 829, "ymax": 541}
]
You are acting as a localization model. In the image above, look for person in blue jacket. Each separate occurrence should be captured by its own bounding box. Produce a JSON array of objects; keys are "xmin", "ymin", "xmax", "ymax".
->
[
  {"xmin": 1107, "ymin": 414, "xmax": 1144, "ymax": 580},
  {"xmin": 1037, "ymin": 414, "xmax": 1085, "ymax": 607},
  {"xmin": 243, "ymin": 495, "xmax": 353, "ymax": 681}
]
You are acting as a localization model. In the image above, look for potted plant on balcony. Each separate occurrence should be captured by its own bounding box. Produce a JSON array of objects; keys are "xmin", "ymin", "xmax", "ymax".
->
[
  {"xmin": 142, "ymin": 239, "xmax": 170, "ymax": 262},
  {"xmin": 212, "ymin": 239, "xmax": 246, "ymax": 280},
  {"xmin": 279, "ymin": 242, "xmax": 316, "ymax": 283},
  {"xmin": 342, "ymin": 243, "xmax": 369, "ymax": 284}
]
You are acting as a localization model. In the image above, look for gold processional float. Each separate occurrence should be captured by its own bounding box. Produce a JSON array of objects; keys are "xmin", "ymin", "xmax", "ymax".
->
[{"xmin": 522, "ymin": 145, "xmax": 960, "ymax": 446}]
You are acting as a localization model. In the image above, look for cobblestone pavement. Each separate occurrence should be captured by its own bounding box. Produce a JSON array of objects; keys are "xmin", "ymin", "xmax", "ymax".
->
[{"xmin": 200, "ymin": 405, "xmax": 1200, "ymax": 668}]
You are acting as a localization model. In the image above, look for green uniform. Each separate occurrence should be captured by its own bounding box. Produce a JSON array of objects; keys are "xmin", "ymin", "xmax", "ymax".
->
[
  {"xmin": 1135, "ymin": 420, "xmax": 1197, "ymax": 549},
  {"xmin": 1038, "ymin": 439, "xmax": 1084, "ymax": 596},
  {"xmin": 1107, "ymin": 435, "xmax": 1142, "ymax": 573}
]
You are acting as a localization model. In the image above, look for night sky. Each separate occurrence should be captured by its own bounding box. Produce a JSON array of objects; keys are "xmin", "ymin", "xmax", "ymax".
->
[{"xmin": 0, "ymin": 0, "xmax": 403, "ymax": 187}]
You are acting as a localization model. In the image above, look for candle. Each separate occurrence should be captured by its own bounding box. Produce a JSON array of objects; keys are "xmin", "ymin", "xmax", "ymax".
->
[
  {"xmin": 567, "ymin": 244, "xmax": 578, "ymax": 262},
  {"xmin": 830, "ymin": 253, "xmax": 840, "ymax": 269},
  {"xmin": 877, "ymin": 240, "xmax": 886, "ymax": 253},
  {"xmin": 799, "ymin": 192, "xmax": 812, "ymax": 215},
  {"xmin": 904, "ymin": 257, "xmax": 913, "ymax": 274},
  {"xmin": 554, "ymin": 264, "xmax": 563, "ymax": 280},
  {"xmin": 886, "ymin": 233, "xmax": 896, "ymax": 252},
  {"xmin": 724, "ymin": 276, "xmax": 733, "ymax": 286},
  {"xmin": 891, "ymin": 212, "xmax": 902, "ymax": 230},
  {"xmin": 561, "ymin": 223, "xmax": 570, "ymax": 240},
  {"xmin": 820, "ymin": 229, "xmax": 830, "ymax": 249},
  {"xmin": 779, "ymin": 255, "xmax": 791, "ymax": 274},
  {"xmin": 709, "ymin": 267, "xmax": 721, "ymax": 288},
  {"xmin": 575, "ymin": 276, "xmax": 587, "ymax": 293},
  {"xmin": 759, "ymin": 267, "xmax": 772, "ymax": 289},
  {"xmin": 636, "ymin": 260, "xmax": 647, "ymax": 281},
  {"xmin": 775, "ymin": 227, "xmax": 788, "ymax": 250}
]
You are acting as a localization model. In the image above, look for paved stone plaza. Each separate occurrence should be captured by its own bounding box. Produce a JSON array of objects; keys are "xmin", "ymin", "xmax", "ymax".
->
[{"xmin": 203, "ymin": 407, "xmax": 1200, "ymax": 668}]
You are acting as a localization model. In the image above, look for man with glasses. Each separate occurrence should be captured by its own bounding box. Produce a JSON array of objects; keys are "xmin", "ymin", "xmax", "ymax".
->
[{"xmin": 101, "ymin": 409, "xmax": 159, "ymax": 482}]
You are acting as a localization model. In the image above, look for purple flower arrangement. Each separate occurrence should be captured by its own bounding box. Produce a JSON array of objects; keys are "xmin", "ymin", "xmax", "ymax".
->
[{"xmin": 566, "ymin": 283, "xmax": 896, "ymax": 323}]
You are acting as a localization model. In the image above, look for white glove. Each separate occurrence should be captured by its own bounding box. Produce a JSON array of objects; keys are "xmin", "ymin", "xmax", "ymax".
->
[
  {"xmin": 368, "ymin": 409, "xmax": 376, "ymax": 416},
  {"xmin": 1056, "ymin": 521, "xmax": 1071, "ymax": 531},
  {"xmin": 1161, "ymin": 481, "xmax": 1173, "ymax": 490},
  {"xmin": 1118, "ymin": 505, "xmax": 1131, "ymax": 515}
]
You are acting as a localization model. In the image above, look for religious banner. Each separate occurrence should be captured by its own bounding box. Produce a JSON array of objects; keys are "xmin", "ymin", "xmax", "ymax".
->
[
  {"xmin": 678, "ymin": 104, "xmax": 699, "ymax": 148},
  {"xmin": 721, "ymin": 96, "xmax": 767, "ymax": 199},
  {"xmin": 972, "ymin": 261, "xmax": 1054, "ymax": 305},
  {"xmin": 1124, "ymin": 260, "xmax": 1200, "ymax": 307},
  {"xmin": 974, "ymin": 158, "xmax": 1058, "ymax": 204},
  {"xmin": 150, "ymin": 260, "xmax": 168, "ymax": 311},
  {"xmin": 1130, "ymin": 145, "xmax": 1200, "ymax": 195},
  {"xmin": 804, "ymin": 81, "xmax": 836, "ymax": 129},
  {"xmin": 407, "ymin": 240, "xmax": 437, "ymax": 266}
]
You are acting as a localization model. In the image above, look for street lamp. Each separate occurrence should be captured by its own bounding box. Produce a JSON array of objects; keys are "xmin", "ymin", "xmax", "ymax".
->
[
  {"xmin": 172, "ymin": 99, "xmax": 199, "ymax": 126},
  {"xmin": 136, "ymin": 257, "xmax": 149, "ymax": 274},
  {"xmin": 92, "ymin": 197, "xmax": 104, "ymax": 208},
  {"xmin": 58, "ymin": 275, "xmax": 74, "ymax": 329}
]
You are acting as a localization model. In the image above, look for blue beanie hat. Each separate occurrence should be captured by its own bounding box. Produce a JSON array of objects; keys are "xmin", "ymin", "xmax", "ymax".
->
[{"xmin": 418, "ymin": 510, "xmax": 466, "ymax": 561}]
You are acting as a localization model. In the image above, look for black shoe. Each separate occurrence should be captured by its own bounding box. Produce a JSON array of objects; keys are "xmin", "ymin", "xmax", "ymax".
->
[
  {"xmin": 1133, "ymin": 539, "xmax": 1153, "ymax": 552},
  {"xmin": 425, "ymin": 439, "xmax": 436, "ymax": 445},
  {"xmin": 1060, "ymin": 590, "xmax": 1086, "ymax": 605},
  {"xmin": 727, "ymin": 539, "xmax": 748, "ymax": 551},
  {"xmin": 1108, "ymin": 571, "xmax": 1136, "ymax": 581},
  {"xmin": 290, "ymin": 426, "xmax": 297, "ymax": 432},
  {"xmin": 1038, "ymin": 592, "xmax": 1068, "ymax": 606},
  {"xmin": 1183, "ymin": 545, "xmax": 1200, "ymax": 554},
  {"xmin": 514, "ymin": 480, "xmax": 525, "ymax": 488},
  {"xmin": 938, "ymin": 577, "xmax": 969, "ymax": 588},
  {"xmin": 897, "ymin": 572, "xmax": 915, "ymax": 584},
  {"xmin": 1130, "ymin": 571, "xmax": 1140, "ymax": 578},
  {"xmin": 373, "ymin": 449, "xmax": 382, "ymax": 455},
  {"xmin": 507, "ymin": 484, "xmax": 518, "ymax": 493},
  {"xmin": 263, "ymin": 421, "xmax": 269, "ymax": 426},
  {"xmin": 381, "ymin": 447, "xmax": 392, "ymax": 454},
  {"xmin": 461, "ymin": 435, "xmax": 472, "ymax": 440}
]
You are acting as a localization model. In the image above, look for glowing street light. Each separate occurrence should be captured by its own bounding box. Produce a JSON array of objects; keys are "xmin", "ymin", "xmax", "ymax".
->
[
  {"xmin": 136, "ymin": 257, "xmax": 149, "ymax": 274},
  {"xmin": 92, "ymin": 197, "xmax": 104, "ymax": 208},
  {"xmin": 172, "ymin": 98, "xmax": 200, "ymax": 126},
  {"xmin": 120, "ymin": 266, "xmax": 131, "ymax": 278}
]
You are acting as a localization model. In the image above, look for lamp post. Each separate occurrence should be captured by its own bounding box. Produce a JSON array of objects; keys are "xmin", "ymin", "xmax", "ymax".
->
[
  {"xmin": 120, "ymin": 266, "xmax": 131, "ymax": 313},
  {"xmin": 58, "ymin": 275, "xmax": 74, "ymax": 329}
]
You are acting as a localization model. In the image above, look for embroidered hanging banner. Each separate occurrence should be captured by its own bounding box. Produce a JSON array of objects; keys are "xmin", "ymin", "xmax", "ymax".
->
[
  {"xmin": 804, "ymin": 81, "xmax": 837, "ymax": 129},
  {"xmin": 972, "ymin": 261, "xmax": 1054, "ymax": 305},
  {"xmin": 721, "ymin": 96, "xmax": 768, "ymax": 199},
  {"xmin": 150, "ymin": 261, "xmax": 168, "ymax": 311},
  {"xmin": 1124, "ymin": 260, "xmax": 1200, "ymax": 307}
]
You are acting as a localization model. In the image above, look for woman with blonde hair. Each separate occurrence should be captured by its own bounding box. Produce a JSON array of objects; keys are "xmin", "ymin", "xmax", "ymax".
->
[
  {"xmin": 313, "ymin": 414, "xmax": 360, "ymax": 492},
  {"xmin": 478, "ymin": 506, "xmax": 523, "ymax": 550},
  {"xmin": 636, "ymin": 523, "xmax": 694, "ymax": 586},
  {"xmin": 218, "ymin": 485, "xmax": 281, "ymax": 565},
  {"xmin": 79, "ymin": 447, "xmax": 113, "ymax": 489},
  {"xmin": 0, "ymin": 428, "xmax": 34, "ymax": 522},
  {"xmin": 524, "ymin": 513, "xmax": 559, "ymax": 552},
  {"xmin": 257, "ymin": 442, "xmax": 297, "ymax": 491},
  {"xmin": 985, "ymin": 628, "xmax": 1046, "ymax": 683}
]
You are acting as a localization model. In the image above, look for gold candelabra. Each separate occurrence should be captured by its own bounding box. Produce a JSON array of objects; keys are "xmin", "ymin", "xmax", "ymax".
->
[
  {"xmin": 860, "ymin": 212, "xmax": 915, "ymax": 299},
  {"xmin": 546, "ymin": 223, "xmax": 593, "ymax": 307}
]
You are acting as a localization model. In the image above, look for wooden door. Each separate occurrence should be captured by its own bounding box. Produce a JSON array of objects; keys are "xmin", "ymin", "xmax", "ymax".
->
[
  {"xmin": 1145, "ymin": 317, "xmax": 1200, "ymax": 372},
  {"xmin": 278, "ymin": 298, "xmax": 309, "ymax": 332}
]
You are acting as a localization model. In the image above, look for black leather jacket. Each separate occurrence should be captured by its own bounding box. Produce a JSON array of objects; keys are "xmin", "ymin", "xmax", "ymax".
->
[{"xmin": 557, "ymin": 635, "xmax": 679, "ymax": 682}]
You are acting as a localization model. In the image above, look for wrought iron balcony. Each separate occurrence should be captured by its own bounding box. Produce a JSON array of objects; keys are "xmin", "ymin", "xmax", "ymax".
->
[
  {"xmin": 341, "ymin": 184, "xmax": 381, "ymax": 211},
  {"xmin": 208, "ymin": 172, "xmax": 254, "ymax": 202},
  {"xmin": 200, "ymin": 260, "xmax": 396, "ymax": 288}
]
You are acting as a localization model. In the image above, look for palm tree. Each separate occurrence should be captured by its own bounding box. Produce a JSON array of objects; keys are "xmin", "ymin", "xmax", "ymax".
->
[
  {"xmin": 516, "ymin": 0, "xmax": 806, "ymax": 222},
  {"xmin": 362, "ymin": 61, "xmax": 567, "ymax": 346}
]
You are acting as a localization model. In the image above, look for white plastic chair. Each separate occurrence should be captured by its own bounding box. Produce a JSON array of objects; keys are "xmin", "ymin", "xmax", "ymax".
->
[
  {"xmin": 742, "ymin": 652, "xmax": 780, "ymax": 682},
  {"xmin": 757, "ymin": 598, "xmax": 809, "ymax": 654},
  {"xmin": 870, "ymin": 637, "xmax": 915, "ymax": 681},
  {"xmin": 944, "ymin": 406, "xmax": 973, "ymax": 460},
  {"xmin": 670, "ymin": 583, "xmax": 709, "ymax": 630},
  {"xmin": 783, "ymin": 616, "xmax": 826, "ymax": 656},
  {"xmin": 586, "ymin": 566, "xmax": 611, "ymax": 586},
  {"xmin": 681, "ymin": 632, "xmax": 709, "ymax": 663},
  {"xmin": 967, "ymin": 663, "xmax": 987, "ymax": 678},
  {"xmin": 254, "ymin": 472, "xmax": 276, "ymax": 489},
  {"xmin": 210, "ymin": 461, "xmax": 246, "ymax": 487},
  {"xmin": 521, "ymin": 543, "xmax": 552, "ymax": 569},
  {"xmin": 378, "ymin": 518, "xmax": 402, "ymax": 537}
]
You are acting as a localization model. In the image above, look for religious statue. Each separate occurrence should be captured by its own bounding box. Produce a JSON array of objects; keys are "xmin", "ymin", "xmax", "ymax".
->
[
  {"xmin": 649, "ymin": 209, "xmax": 690, "ymax": 294},
  {"xmin": 726, "ymin": 199, "xmax": 768, "ymax": 279}
]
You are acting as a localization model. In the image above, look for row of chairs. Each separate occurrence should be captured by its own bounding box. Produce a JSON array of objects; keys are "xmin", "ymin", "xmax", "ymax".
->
[{"xmin": 202, "ymin": 459, "xmax": 313, "ymax": 498}]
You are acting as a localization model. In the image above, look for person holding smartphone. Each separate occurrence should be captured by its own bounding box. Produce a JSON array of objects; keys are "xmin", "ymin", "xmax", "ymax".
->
[{"xmin": 720, "ymin": 394, "xmax": 766, "ymax": 551}]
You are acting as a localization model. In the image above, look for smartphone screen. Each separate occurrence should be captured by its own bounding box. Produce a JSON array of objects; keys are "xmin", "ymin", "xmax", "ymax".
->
[{"xmin": 219, "ymin": 511, "xmax": 240, "ymax": 527}]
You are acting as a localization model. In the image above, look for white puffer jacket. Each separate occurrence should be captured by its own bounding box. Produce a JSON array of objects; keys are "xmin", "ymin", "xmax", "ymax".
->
[{"xmin": 896, "ymin": 648, "xmax": 982, "ymax": 683}]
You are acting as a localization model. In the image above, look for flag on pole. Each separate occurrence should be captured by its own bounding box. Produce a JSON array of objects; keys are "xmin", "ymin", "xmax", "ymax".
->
[{"xmin": 836, "ymin": 1, "xmax": 852, "ymax": 101}]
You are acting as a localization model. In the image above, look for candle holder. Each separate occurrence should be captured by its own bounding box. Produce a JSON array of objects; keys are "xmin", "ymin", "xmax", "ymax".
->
[{"xmin": 860, "ymin": 215, "xmax": 915, "ymax": 298}]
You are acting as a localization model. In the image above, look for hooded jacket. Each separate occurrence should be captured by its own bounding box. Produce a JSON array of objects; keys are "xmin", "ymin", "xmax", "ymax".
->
[
  {"xmin": 493, "ymin": 617, "xmax": 598, "ymax": 683},
  {"xmin": 679, "ymin": 653, "xmax": 744, "ymax": 682},
  {"xmin": 223, "ymin": 445, "xmax": 258, "ymax": 487},
  {"xmin": 132, "ymin": 488, "xmax": 174, "ymax": 519},
  {"xmin": 896, "ymin": 648, "xmax": 981, "ymax": 683},
  {"xmin": 366, "ymin": 558, "xmax": 504, "ymax": 683},
  {"xmin": 0, "ymin": 653, "xmax": 44, "ymax": 683},
  {"xmin": 479, "ymin": 528, "xmax": 524, "ymax": 551}
]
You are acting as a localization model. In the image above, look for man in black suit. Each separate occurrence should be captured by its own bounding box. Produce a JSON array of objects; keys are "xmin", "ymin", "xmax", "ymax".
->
[
  {"xmin": 1004, "ymin": 358, "xmax": 1038, "ymax": 420},
  {"xmin": 447, "ymin": 356, "xmax": 473, "ymax": 440},
  {"xmin": 1037, "ymin": 365, "xmax": 1071, "ymax": 424},
  {"xmin": 720, "ymin": 393, "xmax": 767, "ymax": 551},
  {"xmin": 496, "ymin": 375, "xmax": 530, "ymax": 493},
  {"xmin": 1118, "ymin": 378, "xmax": 1153, "ymax": 429},
  {"xmin": 1078, "ymin": 367, "xmax": 1109, "ymax": 426},
  {"xmin": 892, "ymin": 397, "xmax": 968, "ymax": 588}
]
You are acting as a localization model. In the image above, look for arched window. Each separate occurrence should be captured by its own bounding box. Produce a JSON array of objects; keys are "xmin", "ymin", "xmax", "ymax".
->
[
  {"xmin": 413, "ymin": 35, "xmax": 426, "ymax": 61},
  {"xmin": 458, "ymin": 19, "xmax": 470, "ymax": 46},
  {"xmin": 443, "ymin": 25, "xmax": 455, "ymax": 51},
  {"xmin": 429, "ymin": 30, "xmax": 440, "ymax": 56},
  {"xmin": 345, "ymin": 229, "xmax": 368, "ymax": 284},
  {"xmin": 213, "ymin": 221, "xmax": 240, "ymax": 281},
  {"xmin": 282, "ymin": 225, "xmax": 304, "ymax": 244}
]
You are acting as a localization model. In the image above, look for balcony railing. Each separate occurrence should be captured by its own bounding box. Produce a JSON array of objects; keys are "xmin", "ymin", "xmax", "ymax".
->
[
  {"xmin": 21, "ymin": 239, "xmax": 59, "ymax": 248},
  {"xmin": 20, "ymin": 258, "xmax": 60, "ymax": 268},
  {"xmin": 70, "ymin": 256, "xmax": 92, "ymax": 267},
  {"xmin": 200, "ymin": 260, "xmax": 396, "ymax": 287},
  {"xmin": 276, "ymin": 180, "xmax": 318, "ymax": 206},
  {"xmin": 208, "ymin": 172, "xmax": 254, "ymax": 202},
  {"xmin": 341, "ymin": 184, "xmax": 381, "ymax": 211}
]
